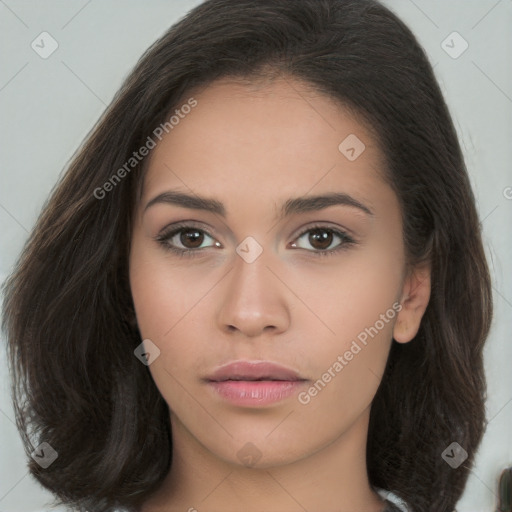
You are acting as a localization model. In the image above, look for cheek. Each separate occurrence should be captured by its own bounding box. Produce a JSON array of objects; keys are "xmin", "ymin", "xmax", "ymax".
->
[
  {"xmin": 292, "ymin": 242, "xmax": 403, "ymax": 348},
  {"xmin": 290, "ymin": 273, "xmax": 400, "ymax": 441},
  {"xmin": 289, "ymin": 240, "xmax": 403, "ymax": 399},
  {"xmin": 129, "ymin": 233, "xmax": 209, "ymax": 340},
  {"xmin": 129, "ymin": 236, "xmax": 217, "ymax": 393},
  {"xmin": 337, "ymin": 228, "xmax": 404, "ymax": 332}
]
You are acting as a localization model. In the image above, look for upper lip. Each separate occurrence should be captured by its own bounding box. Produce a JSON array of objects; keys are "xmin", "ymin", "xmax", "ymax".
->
[{"xmin": 205, "ymin": 361, "xmax": 305, "ymax": 382}]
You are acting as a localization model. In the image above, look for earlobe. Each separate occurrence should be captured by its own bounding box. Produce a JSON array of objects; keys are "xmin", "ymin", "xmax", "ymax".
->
[{"xmin": 393, "ymin": 263, "xmax": 431, "ymax": 343}]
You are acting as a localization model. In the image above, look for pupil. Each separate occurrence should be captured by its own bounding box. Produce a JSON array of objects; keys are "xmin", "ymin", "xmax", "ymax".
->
[
  {"xmin": 181, "ymin": 229, "xmax": 203, "ymax": 248},
  {"xmin": 310, "ymin": 229, "xmax": 332, "ymax": 250}
]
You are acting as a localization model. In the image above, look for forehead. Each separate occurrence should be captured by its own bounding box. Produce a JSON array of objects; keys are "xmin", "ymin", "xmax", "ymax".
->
[{"xmin": 140, "ymin": 76, "xmax": 389, "ymax": 216}]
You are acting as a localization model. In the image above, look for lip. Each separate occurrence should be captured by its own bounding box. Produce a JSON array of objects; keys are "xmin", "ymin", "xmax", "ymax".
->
[
  {"xmin": 207, "ymin": 360, "xmax": 304, "ymax": 382},
  {"xmin": 204, "ymin": 361, "xmax": 308, "ymax": 407}
]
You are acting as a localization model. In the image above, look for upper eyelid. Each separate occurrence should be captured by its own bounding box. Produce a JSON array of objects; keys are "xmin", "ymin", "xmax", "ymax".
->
[{"xmin": 158, "ymin": 221, "xmax": 216, "ymax": 240}]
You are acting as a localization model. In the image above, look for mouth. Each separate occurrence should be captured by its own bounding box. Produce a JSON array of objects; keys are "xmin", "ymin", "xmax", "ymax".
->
[
  {"xmin": 214, "ymin": 377, "xmax": 295, "ymax": 381},
  {"xmin": 206, "ymin": 360, "xmax": 305, "ymax": 382},
  {"xmin": 204, "ymin": 361, "xmax": 308, "ymax": 407}
]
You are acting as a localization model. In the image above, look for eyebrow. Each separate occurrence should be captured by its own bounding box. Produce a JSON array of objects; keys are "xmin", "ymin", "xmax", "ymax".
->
[{"xmin": 143, "ymin": 190, "xmax": 374, "ymax": 219}]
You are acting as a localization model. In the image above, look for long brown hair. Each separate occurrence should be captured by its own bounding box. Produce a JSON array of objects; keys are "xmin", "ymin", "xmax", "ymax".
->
[{"xmin": 2, "ymin": 1, "xmax": 493, "ymax": 511}]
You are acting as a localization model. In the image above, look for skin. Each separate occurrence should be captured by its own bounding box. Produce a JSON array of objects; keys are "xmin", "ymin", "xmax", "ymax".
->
[{"xmin": 129, "ymin": 76, "xmax": 431, "ymax": 512}]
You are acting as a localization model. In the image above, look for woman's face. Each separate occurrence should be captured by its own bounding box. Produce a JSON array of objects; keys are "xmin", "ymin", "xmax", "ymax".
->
[{"xmin": 129, "ymin": 77, "xmax": 411, "ymax": 469}]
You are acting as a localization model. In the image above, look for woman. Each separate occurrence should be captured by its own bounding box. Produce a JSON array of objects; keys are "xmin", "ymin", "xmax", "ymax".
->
[{"xmin": 1, "ymin": 0, "xmax": 493, "ymax": 511}]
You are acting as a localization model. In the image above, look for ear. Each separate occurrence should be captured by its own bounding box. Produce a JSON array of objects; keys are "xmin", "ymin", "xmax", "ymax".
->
[{"xmin": 393, "ymin": 262, "xmax": 431, "ymax": 343}]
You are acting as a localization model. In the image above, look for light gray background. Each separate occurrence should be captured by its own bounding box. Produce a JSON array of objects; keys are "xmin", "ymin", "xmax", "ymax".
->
[{"xmin": 1, "ymin": 1, "xmax": 511, "ymax": 511}]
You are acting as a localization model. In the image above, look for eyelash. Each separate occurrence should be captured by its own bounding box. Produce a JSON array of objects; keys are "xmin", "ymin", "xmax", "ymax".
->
[{"xmin": 154, "ymin": 221, "xmax": 357, "ymax": 259}]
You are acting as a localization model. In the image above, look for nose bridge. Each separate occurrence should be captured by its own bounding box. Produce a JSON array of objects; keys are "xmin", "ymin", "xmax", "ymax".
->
[{"xmin": 216, "ymin": 242, "xmax": 290, "ymax": 337}]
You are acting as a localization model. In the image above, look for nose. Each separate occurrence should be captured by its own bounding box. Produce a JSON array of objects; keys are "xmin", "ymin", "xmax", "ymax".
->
[{"xmin": 216, "ymin": 248, "xmax": 291, "ymax": 339}]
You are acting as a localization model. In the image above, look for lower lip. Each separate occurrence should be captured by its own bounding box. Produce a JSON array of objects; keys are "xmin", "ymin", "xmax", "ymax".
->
[{"xmin": 207, "ymin": 380, "xmax": 305, "ymax": 406}]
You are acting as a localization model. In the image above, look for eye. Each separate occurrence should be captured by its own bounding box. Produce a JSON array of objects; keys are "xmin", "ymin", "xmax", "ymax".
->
[
  {"xmin": 290, "ymin": 225, "xmax": 356, "ymax": 257},
  {"xmin": 155, "ymin": 222, "xmax": 357, "ymax": 259},
  {"xmin": 155, "ymin": 222, "xmax": 220, "ymax": 258}
]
